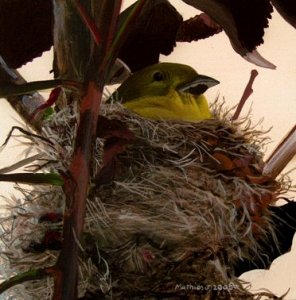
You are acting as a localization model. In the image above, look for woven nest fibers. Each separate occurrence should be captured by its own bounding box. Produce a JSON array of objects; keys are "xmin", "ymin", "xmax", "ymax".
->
[{"xmin": 0, "ymin": 101, "xmax": 289, "ymax": 300}]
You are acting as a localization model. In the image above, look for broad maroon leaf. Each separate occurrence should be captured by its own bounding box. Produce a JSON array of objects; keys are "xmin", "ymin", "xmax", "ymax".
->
[
  {"xmin": 118, "ymin": 1, "xmax": 223, "ymax": 71},
  {"xmin": 118, "ymin": 0, "xmax": 183, "ymax": 72},
  {"xmin": 177, "ymin": 13, "xmax": 222, "ymax": 42},
  {"xmin": 0, "ymin": 0, "xmax": 53, "ymax": 68},
  {"xmin": 0, "ymin": 0, "xmax": 279, "ymax": 72},
  {"xmin": 271, "ymin": 0, "xmax": 296, "ymax": 28},
  {"xmin": 182, "ymin": 0, "xmax": 273, "ymax": 51},
  {"xmin": 182, "ymin": 0, "xmax": 276, "ymax": 68}
]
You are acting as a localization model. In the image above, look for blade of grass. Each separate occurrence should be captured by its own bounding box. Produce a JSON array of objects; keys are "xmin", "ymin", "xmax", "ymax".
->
[
  {"xmin": 0, "ymin": 267, "xmax": 54, "ymax": 295},
  {"xmin": 0, "ymin": 79, "xmax": 82, "ymax": 98},
  {"xmin": 0, "ymin": 173, "xmax": 64, "ymax": 185}
]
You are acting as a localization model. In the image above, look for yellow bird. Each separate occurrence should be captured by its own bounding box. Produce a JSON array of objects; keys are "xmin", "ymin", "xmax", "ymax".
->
[{"xmin": 114, "ymin": 63, "xmax": 219, "ymax": 122}]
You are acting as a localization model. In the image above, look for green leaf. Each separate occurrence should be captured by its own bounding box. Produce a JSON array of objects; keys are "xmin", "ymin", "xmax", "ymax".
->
[
  {"xmin": 0, "ymin": 268, "xmax": 50, "ymax": 294},
  {"xmin": 0, "ymin": 79, "xmax": 82, "ymax": 98},
  {"xmin": 42, "ymin": 107, "xmax": 55, "ymax": 120},
  {"xmin": 0, "ymin": 173, "xmax": 64, "ymax": 186}
]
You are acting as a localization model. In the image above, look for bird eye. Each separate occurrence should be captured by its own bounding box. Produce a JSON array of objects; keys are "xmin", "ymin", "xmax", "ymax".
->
[{"xmin": 153, "ymin": 71, "xmax": 164, "ymax": 81}]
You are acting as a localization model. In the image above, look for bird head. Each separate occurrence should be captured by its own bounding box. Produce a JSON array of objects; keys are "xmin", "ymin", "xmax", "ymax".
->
[
  {"xmin": 115, "ymin": 62, "xmax": 219, "ymax": 102},
  {"xmin": 112, "ymin": 63, "xmax": 219, "ymax": 122}
]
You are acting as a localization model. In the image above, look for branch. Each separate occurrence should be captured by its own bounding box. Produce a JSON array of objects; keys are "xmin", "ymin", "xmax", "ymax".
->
[
  {"xmin": 52, "ymin": 1, "xmax": 145, "ymax": 298},
  {"xmin": 263, "ymin": 125, "xmax": 296, "ymax": 179},
  {"xmin": 53, "ymin": 82, "xmax": 102, "ymax": 300},
  {"xmin": 231, "ymin": 69, "xmax": 258, "ymax": 121}
]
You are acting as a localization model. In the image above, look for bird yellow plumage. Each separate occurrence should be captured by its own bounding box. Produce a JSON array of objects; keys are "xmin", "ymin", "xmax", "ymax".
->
[{"xmin": 114, "ymin": 63, "xmax": 219, "ymax": 122}]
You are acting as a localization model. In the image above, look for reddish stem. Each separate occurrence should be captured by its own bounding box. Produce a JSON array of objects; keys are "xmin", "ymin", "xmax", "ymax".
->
[
  {"xmin": 232, "ymin": 69, "xmax": 258, "ymax": 121},
  {"xmin": 53, "ymin": 82, "xmax": 102, "ymax": 300},
  {"xmin": 51, "ymin": 2, "xmax": 146, "ymax": 298}
]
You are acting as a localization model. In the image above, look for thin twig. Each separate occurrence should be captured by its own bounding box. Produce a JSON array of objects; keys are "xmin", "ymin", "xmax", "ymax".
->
[
  {"xmin": 231, "ymin": 69, "xmax": 258, "ymax": 121},
  {"xmin": 0, "ymin": 153, "xmax": 45, "ymax": 173},
  {"xmin": 1, "ymin": 126, "xmax": 54, "ymax": 148}
]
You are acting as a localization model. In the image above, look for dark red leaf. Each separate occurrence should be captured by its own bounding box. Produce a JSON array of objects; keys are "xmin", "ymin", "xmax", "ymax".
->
[
  {"xmin": 43, "ymin": 231, "xmax": 62, "ymax": 250},
  {"xmin": 96, "ymin": 115, "xmax": 134, "ymax": 140},
  {"xmin": 213, "ymin": 152, "xmax": 236, "ymax": 170},
  {"xmin": 30, "ymin": 87, "xmax": 62, "ymax": 120},
  {"xmin": 39, "ymin": 212, "xmax": 63, "ymax": 223},
  {"xmin": 271, "ymin": 0, "xmax": 296, "ymax": 28},
  {"xmin": 95, "ymin": 116, "xmax": 134, "ymax": 186},
  {"xmin": 182, "ymin": 0, "xmax": 275, "ymax": 68},
  {"xmin": 118, "ymin": 0, "xmax": 183, "ymax": 71},
  {"xmin": 0, "ymin": 0, "xmax": 53, "ymax": 68},
  {"xmin": 233, "ymin": 156, "xmax": 253, "ymax": 168},
  {"xmin": 26, "ymin": 231, "xmax": 62, "ymax": 252},
  {"xmin": 177, "ymin": 13, "xmax": 222, "ymax": 42},
  {"xmin": 246, "ymin": 174, "xmax": 271, "ymax": 184}
]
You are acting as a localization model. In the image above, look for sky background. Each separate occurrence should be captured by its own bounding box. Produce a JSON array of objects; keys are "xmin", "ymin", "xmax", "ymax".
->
[{"xmin": 0, "ymin": 0, "xmax": 296, "ymax": 298}]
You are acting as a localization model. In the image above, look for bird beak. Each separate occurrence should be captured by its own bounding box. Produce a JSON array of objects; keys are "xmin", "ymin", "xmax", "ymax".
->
[{"xmin": 177, "ymin": 75, "xmax": 219, "ymax": 95}]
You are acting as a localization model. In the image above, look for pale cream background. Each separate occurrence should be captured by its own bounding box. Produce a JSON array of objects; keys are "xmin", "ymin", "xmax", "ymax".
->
[{"xmin": 0, "ymin": 0, "xmax": 295, "ymax": 298}]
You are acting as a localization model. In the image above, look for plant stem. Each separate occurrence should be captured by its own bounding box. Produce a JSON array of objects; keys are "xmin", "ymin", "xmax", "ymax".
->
[
  {"xmin": 232, "ymin": 69, "xmax": 258, "ymax": 121},
  {"xmin": 53, "ymin": 82, "xmax": 102, "ymax": 300},
  {"xmin": 52, "ymin": 1, "xmax": 145, "ymax": 298},
  {"xmin": 264, "ymin": 124, "xmax": 296, "ymax": 179}
]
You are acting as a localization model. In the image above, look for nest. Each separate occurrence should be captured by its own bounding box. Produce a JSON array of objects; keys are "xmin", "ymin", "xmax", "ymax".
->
[{"xmin": 0, "ymin": 100, "xmax": 288, "ymax": 299}]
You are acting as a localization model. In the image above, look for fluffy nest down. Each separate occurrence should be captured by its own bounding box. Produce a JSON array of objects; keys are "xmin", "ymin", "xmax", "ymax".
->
[{"xmin": 0, "ymin": 99, "xmax": 288, "ymax": 299}]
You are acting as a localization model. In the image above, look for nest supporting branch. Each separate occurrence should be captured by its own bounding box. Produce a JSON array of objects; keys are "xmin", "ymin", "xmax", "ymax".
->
[{"xmin": 53, "ymin": 82, "xmax": 102, "ymax": 299}]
